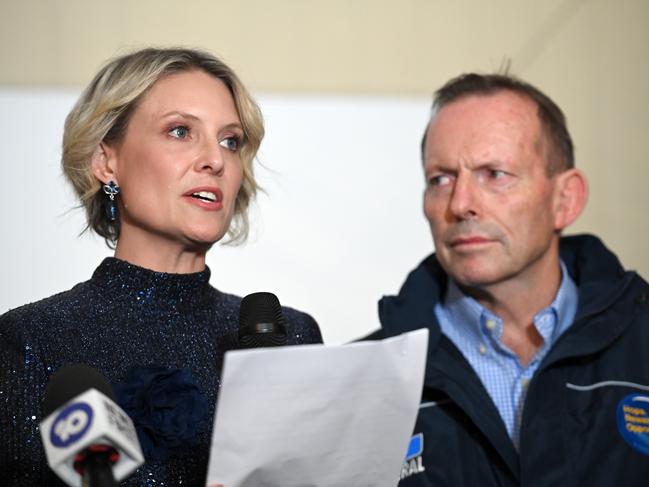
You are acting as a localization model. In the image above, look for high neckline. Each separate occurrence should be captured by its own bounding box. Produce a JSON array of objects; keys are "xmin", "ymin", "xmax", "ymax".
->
[{"xmin": 91, "ymin": 257, "xmax": 213, "ymax": 309}]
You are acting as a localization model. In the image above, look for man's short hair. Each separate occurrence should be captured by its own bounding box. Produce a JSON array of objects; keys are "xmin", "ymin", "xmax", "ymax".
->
[{"xmin": 421, "ymin": 73, "xmax": 574, "ymax": 176}]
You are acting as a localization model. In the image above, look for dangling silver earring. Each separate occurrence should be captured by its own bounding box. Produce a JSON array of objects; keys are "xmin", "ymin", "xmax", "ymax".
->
[{"xmin": 103, "ymin": 181, "xmax": 120, "ymax": 221}]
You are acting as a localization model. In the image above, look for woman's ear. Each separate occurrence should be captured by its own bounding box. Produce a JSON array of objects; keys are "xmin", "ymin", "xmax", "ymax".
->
[
  {"xmin": 552, "ymin": 168, "xmax": 589, "ymax": 231},
  {"xmin": 91, "ymin": 142, "xmax": 118, "ymax": 185}
]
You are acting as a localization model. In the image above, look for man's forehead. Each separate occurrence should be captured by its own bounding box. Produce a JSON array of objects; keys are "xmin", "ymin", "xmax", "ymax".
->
[
  {"xmin": 431, "ymin": 90, "xmax": 539, "ymax": 125},
  {"xmin": 428, "ymin": 92, "xmax": 540, "ymax": 141},
  {"xmin": 423, "ymin": 91, "xmax": 545, "ymax": 164}
]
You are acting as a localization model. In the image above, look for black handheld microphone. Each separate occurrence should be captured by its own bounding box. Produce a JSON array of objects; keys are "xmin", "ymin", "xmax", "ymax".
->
[
  {"xmin": 238, "ymin": 292, "xmax": 288, "ymax": 349},
  {"xmin": 40, "ymin": 364, "xmax": 144, "ymax": 487}
]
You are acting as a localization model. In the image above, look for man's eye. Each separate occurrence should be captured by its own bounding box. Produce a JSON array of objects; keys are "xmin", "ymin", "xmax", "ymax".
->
[
  {"xmin": 219, "ymin": 136, "xmax": 240, "ymax": 152},
  {"xmin": 169, "ymin": 126, "xmax": 189, "ymax": 139},
  {"xmin": 429, "ymin": 174, "xmax": 452, "ymax": 186},
  {"xmin": 489, "ymin": 169, "xmax": 507, "ymax": 179}
]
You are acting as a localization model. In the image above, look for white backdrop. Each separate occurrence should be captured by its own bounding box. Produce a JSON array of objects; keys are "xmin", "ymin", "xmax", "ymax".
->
[{"xmin": 0, "ymin": 89, "xmax": 432, "ymax": 344}]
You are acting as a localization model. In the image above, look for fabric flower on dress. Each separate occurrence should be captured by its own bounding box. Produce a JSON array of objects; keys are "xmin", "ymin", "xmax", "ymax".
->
[{"xmin": 113, "ymin": 365, "xmax": 209, "ymax": 461}]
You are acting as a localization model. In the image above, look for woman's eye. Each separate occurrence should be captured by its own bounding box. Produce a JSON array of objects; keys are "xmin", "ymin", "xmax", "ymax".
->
[
  {"xmin": 169, "ymin": 126, "xmax": 190, "ymax": 139},
  {"xmin": 219, "ymin": 136, "xmax": 240, "ymax": 152}
]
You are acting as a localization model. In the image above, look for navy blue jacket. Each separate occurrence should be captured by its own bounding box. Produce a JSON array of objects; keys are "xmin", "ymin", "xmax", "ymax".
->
[{"xmin": 375, "ymin": 234, "xmax": 649, "ymax": 485}]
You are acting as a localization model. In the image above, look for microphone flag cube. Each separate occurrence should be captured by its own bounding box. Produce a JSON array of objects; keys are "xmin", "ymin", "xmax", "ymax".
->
[{"xmin": 40, "ymin": 388, "xmax": 144, "ymax": 486}]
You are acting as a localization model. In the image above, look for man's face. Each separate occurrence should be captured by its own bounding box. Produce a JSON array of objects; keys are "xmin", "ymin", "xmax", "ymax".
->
[{"xmin": 423, "ymin": 90, "xmax": 564, "ymax": 290}]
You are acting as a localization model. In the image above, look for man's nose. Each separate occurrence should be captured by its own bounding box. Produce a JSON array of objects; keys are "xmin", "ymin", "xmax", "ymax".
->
[{"xmin": 448, "ymin": 174, "xmax": 479, "ymax": 220}]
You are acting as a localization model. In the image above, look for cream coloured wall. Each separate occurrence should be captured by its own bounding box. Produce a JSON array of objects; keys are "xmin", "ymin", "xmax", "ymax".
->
[{"xmin": 1, "ymin": 0, "xmax": 647, "ymax": 339}]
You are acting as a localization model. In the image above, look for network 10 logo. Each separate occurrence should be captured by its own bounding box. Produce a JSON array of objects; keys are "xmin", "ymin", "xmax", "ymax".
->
[{"xmin": 50, "ymin": 402, "xmax": 94, "ymax": 448}]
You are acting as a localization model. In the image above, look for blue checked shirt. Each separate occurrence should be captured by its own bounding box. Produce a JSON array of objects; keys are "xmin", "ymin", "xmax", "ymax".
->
[{"xmin": 435, "ymin": 262, "xmax": 578, "ymax": 447}]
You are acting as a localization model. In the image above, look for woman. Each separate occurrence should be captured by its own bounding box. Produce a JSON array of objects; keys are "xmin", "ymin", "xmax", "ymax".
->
[{"xmin": 0, "ymin": 48, "xmax": 322, "ymax": 486}]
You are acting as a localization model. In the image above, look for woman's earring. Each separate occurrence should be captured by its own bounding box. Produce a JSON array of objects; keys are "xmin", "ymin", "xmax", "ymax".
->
[{"xmin": 103, "ymin": 181, "xmax": 120, "ymax": 222}]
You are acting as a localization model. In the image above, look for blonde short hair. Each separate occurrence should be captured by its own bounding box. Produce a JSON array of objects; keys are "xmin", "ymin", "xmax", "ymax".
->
[{"xmin": 62, "ymin": 47, "xmax": 264, "ymax": 246}]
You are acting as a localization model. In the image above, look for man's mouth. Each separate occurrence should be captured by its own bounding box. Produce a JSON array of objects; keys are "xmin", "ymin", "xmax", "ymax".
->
[{"xmin": 453, "ymin": 237, "xmax": 490, "ymax": 245}]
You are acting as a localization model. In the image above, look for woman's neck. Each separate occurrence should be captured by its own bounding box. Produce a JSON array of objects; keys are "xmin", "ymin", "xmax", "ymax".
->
[{"xmin": 114, "ymin": 233, "xmax": 209, "ymax": 274}]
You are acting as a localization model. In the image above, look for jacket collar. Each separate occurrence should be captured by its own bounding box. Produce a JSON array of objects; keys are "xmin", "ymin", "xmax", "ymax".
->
[{"xmin": 544, "ymin": 234, "xmax": 637, "ymax": 363}]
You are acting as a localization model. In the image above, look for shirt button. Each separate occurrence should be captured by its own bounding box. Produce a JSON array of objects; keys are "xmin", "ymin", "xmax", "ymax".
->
[
  {"xmin": 479, "ymin": 344, "xmax": 487, "ymax": 355},
  {"xmin": 485, "ymin": 319, "xmax": 497, "ymax": 331},
  {"xmin": 522, "ymin": 378, "xmax": 530, "ymax": 390}
]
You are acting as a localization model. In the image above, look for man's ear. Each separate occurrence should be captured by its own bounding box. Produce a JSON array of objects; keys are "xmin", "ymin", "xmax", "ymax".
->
[
  {"xmin": 91, "ymin": 142, "xmax": 119, "ymax": 185},
  {"xmin": 553, "ymin": 168, "xmax": 589, "ymax": 231}
]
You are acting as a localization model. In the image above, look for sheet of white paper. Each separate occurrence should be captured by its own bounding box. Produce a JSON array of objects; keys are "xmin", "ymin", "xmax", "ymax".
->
[{"xmin": 206, "ymin": 328, "xmax": 428, "ymax": 487}]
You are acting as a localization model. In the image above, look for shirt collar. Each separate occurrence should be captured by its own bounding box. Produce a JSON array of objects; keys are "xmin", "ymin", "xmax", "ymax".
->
[{"xmin": 443, "ymin": 261, "xmax": 578, "ymax": 351}]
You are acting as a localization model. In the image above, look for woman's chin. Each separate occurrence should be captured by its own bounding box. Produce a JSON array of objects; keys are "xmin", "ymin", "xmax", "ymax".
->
[{"xmin": 184, "ymin": 230, "xmax": 227, "ymax": 251}]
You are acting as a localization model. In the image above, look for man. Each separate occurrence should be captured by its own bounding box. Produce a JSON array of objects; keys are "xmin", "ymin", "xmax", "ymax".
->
[{"xmin": 372, "ymin": 73, "xmax": 649, "ymax": 485}]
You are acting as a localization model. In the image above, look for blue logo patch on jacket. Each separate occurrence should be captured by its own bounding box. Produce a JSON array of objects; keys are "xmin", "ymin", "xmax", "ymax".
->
[
  {"xmin": 401, "ymin": 433, "xmax": 426, "ymax": 480},
  {"xmin": 405, "ymin": 433, "xmax": 424, "ymax": 460},
  {"xmin": 617, "ymin": 393, "xmax": 649, "ymax": 456}
]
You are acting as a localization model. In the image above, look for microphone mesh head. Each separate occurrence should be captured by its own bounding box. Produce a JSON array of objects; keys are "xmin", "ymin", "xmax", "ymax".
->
[
  {"xmin": 42, "ymin": 364, "xmax": 115, "ymax": 417},
  {"xmin": 238, "ymin": 292, "xmax": 288, "ymax": 349}
]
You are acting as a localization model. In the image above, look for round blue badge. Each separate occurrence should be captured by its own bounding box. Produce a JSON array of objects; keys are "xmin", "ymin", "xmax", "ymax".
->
[
  {"xmin": 617, "ymin": 393, "xmax": 649, "ymax": 456},
  {"xmin": 50, "ymin": 402, "xmax": 94, "ymax": 448}
]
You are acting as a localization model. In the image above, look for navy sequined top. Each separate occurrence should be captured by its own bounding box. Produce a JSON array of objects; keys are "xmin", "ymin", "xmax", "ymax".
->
[{"xmin": 0, "ymin": 257, "xmax": 323, "ymax": 486}]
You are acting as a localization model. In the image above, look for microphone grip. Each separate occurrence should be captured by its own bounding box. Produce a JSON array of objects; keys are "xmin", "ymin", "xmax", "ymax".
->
[{"xmin": 79, "ymin": 448, "xmax": 118, "ymax": 487}]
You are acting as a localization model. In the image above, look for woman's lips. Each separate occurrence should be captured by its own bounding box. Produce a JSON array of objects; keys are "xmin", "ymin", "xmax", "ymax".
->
[{"xmin": 183, "ymin": 187, "xmax": 223, "ymax": 211}]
